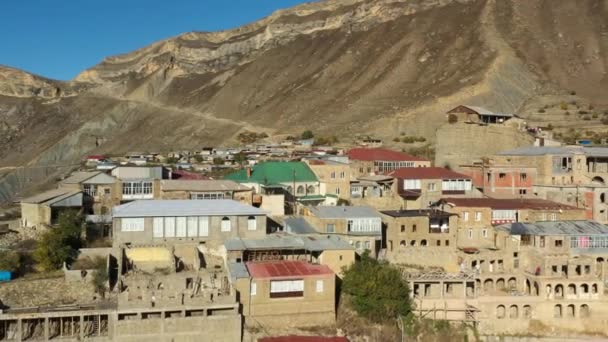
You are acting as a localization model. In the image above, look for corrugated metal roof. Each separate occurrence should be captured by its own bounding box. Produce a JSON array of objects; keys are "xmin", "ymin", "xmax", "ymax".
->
[
  {"xmin": 381, "ymin": 209, "xmax": 455, "ymax": 218},
  {"xmin": 160, "ymin": 180, "xmax": 250, "ymax": 192},
  {"xmin": 259, "ymin": 337, "xmax": 349, "ymax": 342},
  {"xmin": 112, "ymin": 199, "xmax": 265, "ymax": 218},
  {"xmin": 225, "ymin": 162, "xmax": 318, "ymax": 184},
  {"xmin": 496, "ymin": 146, "xmax": 581, "ymax": 156},
  {"xmin": 228, "ymin": 262, "xmax": 250, "ymax": 282},
  {"xmin": 441, "ymin": 198, "xmax": 579, "ymax": 210},
  {"xmin": 499, "ymin": 220, "xmax": 608, "ymax": 236},
  {"xmin": 308, "ymin": 206, "xmax": 381, "ymax": 219},
  {"xmin": 224, "ymin": 233, "xmax": 354, "ymax": 251},
  {"xmin": 61, "ymin": 171, "xmax": 101, "ymax": 184},
  {"xmin": 21, "ymin": 189, "xmax": 81, "ymax": 205},
  {"xmin": 284, "ymin": 217, "xmax": 318, "ymax": 234},
  {"xmin": 246, "ymin": 260, "xmax": 333, "ymax": 279}
]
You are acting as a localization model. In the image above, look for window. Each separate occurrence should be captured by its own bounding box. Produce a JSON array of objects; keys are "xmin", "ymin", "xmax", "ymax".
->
[
  {"xmin": 187, "ymin": 217, "xmax": 198, "ymax": 237},
  {"xmin": 330, "ymin": 172, "xmax": 336, "ymax": 179},
  {"xmin": 555, "ymin": 239, "xmax": 563, "ymax": 247},
  {"xmin": 326, "ymin": 224, "xmax": 335, "ymax": 233},
  {"xmin": 164, "ymin": 217, "xmax": 176, "ymax": 237},
  {"xmin": 176, "ymin": 217, "xmax": 187, "ymax": 237},
  {"xmin": 316, "ymin": 280, "xmax": 324, "ymax": 293},
  {"xmin": 550, "ymin": 213, "xmax": 557, "ymax": 221},
  {"xmin": 247, "ymin": 216, "xmax": 257, "ymax": 230},
  {"xmin": 520, "ymin": 173, "xmax": 527, "ymax": 181},
  {"xmin": 133, "ymin": 182, "xmax": 142, "ymax": 194},
  {"xmin": 355, "ymin": 241, "xmax": 362, "ymax": 249},
  {"xmin": 153, "ymin": 217, "xmax": 164, "ymax": 237},
  {"xmin": 475, "ymin": 212, "xmax": 482, "ymax": 221},
  {"xmin": 403, "ymin": 179, "xmax": 421, "ymax": 190},
  {"xmin": 198, "ymin": 216, "xmax": 209, "ymax": 236},
  {"xmin": 540, "ymin": 236, "xmax": 545, "ymax": 248},
  {"xmin": 436, "ymin": 240, "xmax": 441, "ymax": 246},
  {"xmin": 250, "ymin": 282, "xmax": 257, "ymax": 296},
  {"xmin": 270, "ymin": 280, "xmax": 304, "ymax": 298},
  {"xmin": 335, "ymin": 187, "xmax": 341, "ymax": 195},
  {"xmin": 427, "ymin": 183, "xmax": 436, "ymax": 191},
  {"xmin": 297, "ymin": 186, "xmax": 305, "ymax": 194},
  {"xmin": 347, "ymin": 218, "xmax": 381, "ymax": 233},
  {"xmin": 83, "ymin": 184, "xmax": 97, "ymax": 196},
  {"xmin": 143, "ymin": 181, "xmax": 153, "ymax": 194},
  {"xmin": 468, "ymin": 229, "xmax": 473, "ymax": 239},
  {"xmin": 499, "ymin": 173, "xmax": 506, "ymax": 179},
  {"xmin": 104, "ymin": 188, "xmax": 110, "ymax": 195},
  {"xmin": 339, "ymin": 171, "xmax": 345, "ymax": 179},
  {"xmin": 400, "ymin": 225, "xmax": 405, "ymax": 232},
  {"xmin": 482, "ymin": 229, "xmax": 488, "ymax": 238},
  {"xmin": 463, "ymin": 212, "xmax": 469, "ymax": 221},
  {"xmin": 492, "ymin": 210, "xmax": 517, "ymax": 222},
  {"xmin": 359, "ymin": 167, "xmax": 363, "ymax": 173},
  {"xmin": 445, "ymin": 240, "xmax": 450, "ymax": 246},
  {"xmin": 412, "ymin": 224, "xmax": 417, "ymax": 233},
  {"xmin": 519, "ymin": 189, "xmax": 527, "ymax": 195},
  {"xmin": 121, "ymin": 218, "xmax": 144, "ymax": 232},
  {"xmin": 364, "ymin": 241, "xmax": 371, "ymax": 250},
  {"xmin": 442, "ymin": 179, "xmax": 472, "ymax": 191},
  {"xmin": 221, "ymin": 217, "xmax": 231, "ymax": 232},
  {"xmin": 191, "ymin": 192, "xmax": 225, "ymax": 200}
]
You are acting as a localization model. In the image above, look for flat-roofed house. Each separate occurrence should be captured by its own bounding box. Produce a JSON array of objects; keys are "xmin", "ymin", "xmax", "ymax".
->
[
  {"xmin": 447, "ymin": 105, "xmax": 517, "ymax": 125},
  {"xmin": 111, "ymin": 166, "xmax": 168, "ymax": 202},
  {"xmin": 160, "ymin": 179, "xmax": 253, "ymax": 204},
  {"xmin": 112, "ymin": 199, "xmax": 267, "ymax": 247},
  {"xmin": 21, "ymin": 189, "xmax": 83, "ymax": 228},
  {"xmin": 347, "ymin": 148, "xmax": 430, "ymax": 177},
  {"xmin": 388, "ymin": 167, "xmax": 475, "ymax": 209},
  {"xmin": 229, "ymin": 260, "xmax": 336, "ymax": 328},
  {"xmin": 302, "ymin": 205, "xmax": 382, "ymax": 256}
]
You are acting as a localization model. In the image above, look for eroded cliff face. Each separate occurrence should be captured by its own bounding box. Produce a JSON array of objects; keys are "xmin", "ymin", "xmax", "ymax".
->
[{"xmin": 0, "ymin": 0, "xmax": 607, "ymax": 202}]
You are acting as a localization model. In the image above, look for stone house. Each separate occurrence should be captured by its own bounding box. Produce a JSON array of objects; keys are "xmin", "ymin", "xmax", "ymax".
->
[
  {"xmin": 347, "ymin": 147, "xmax": 431, "ymax": 178},
  {"xmin": 20, "ymin": 189, "xmax": 83, "ymax": 228},
  {"xmin": 458, "ymin": 162, "xmax": 537, "ymax": 197},
  {"xmin": 159, "ymin": 179, "xmax": 253, "ymax": 204},
  {"xmin": 230, "ymin": 260, "xmax": 336, "ymax": 328},
  {"xmin": 110, "ymin": 166, "xmax": 168, "ymax": 202},
  {"xmin": 388, "ymin": 167, "xmax": 475, "ymax": 209},
  {"xmin": 301, "ymin": 206, "xmax": 382, "ymax": 257},
  {"xmin": 59, "ymin": 171, "xmax": 118, "ymax": 216},
  {"xmin": 304, "ymin": 159, "xmax": 350, "ymax": 200},
  {"xmin": 111, "ymin": 199, "xmax": 267, "ymax": 248},
  {"xmin": 446, "ymin": 105, "xmax": 518, "ymax": 125},
  {"xmin": 436, "ymin": 198, "xmax": 587, "ymax": 250}
]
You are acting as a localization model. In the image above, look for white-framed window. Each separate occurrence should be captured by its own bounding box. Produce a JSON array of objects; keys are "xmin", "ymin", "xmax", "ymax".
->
[
  {"xmin": 482, "ymin": 229, "xmax": 488, "ymax": 238},
  {"xmin": 121, "ymin": 218, "xmax": 144, "ymax": 232},
  {"xmin": 198, "ymin": 216, "xmax": 209, "ymax": 236},
  {"xmin": 191, "ymin": 192, "xmax": 225, "ymax": 200},
  {"xmin": 550, "ymin": 213, "xmax": 557, "ymax": 221},
  {"xmin": 364, "ymin": 241, "xmax": 371, "ymax": 250},
  {"xmin": 355, "ymin": 241, "xmax": 362, "ymax": 249},
  {"xmin": 441, "ymin": 179, "xmax": 472, "ymax": 191},
  {"xmin": 475, "ymin": 212, "xmax": 482, "ymax": 221},
  {"xmin": 176, "ymin": 217, "xmax": 187, "ymax": 237},
  {"xmin": 142, "ymin": 181, "xmax": 153, "ymax": 194},
  {"xmin": 153, "ymin": 217, "xmax": 164, "ymax": 237},
  {"xmin": 468, "ymin": 229, "xmax": 473, "ymax": 239},
  {"xmin": 270, "ymin": 280, "xmax": 304, "ymax": 298},
  {"xmin": 164, "ymin": 217, "xmax": 176, "ymax": 237},
  {"xmin": 316, "ymin": 280, "xmax": 324, "ymax": 293},
  {"xmin": 346, "ymin": 218, "xmax": 381, "ymax": 233},
  {"xmin": 403, "ymin": 179, "xmax": 421, "ymax": 190},
  {"xmin": 463, "ymin": 212, "xmax": 469, "ymax": 221},
  {"xmin": 326, "ymin": 224, "xmax": 335, "ymax": 233},
  {"xmin": 247, "ymin": 216, "xmax": 257, "ymax": 230},
  {"xmin": 187, "ymin": 217, "xmax": 198, "ymax": 237},
  {"xmin": 250, "ymin": 282, "xmax": 257, "ymax": 296},
  {"xmin": 221, "ymin": 217, "xmax": 231, "ymax": 232}
]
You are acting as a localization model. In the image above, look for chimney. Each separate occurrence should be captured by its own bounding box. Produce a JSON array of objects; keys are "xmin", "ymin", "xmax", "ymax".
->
[{"xmin": 246, "ymin": 167, "xmax": 252, "ymax": 178}]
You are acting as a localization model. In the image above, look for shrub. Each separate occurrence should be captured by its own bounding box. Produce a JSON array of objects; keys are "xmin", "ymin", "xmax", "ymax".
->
[
  {"xmin": 601, "ymin": 117, "xmax": 608, "ymax": 125},
  {"xmin": 393, "ymin": 137, "xmax": 400, "ymax": 142},
  {"xmin": 165, "ymin": 157, "xmax": 178, "ymax": 164},
  {"xmin": 592, "ymin": 113, "xmax": 599, "ymax": 119},
  {"xmin": 546, "ymin": 124, "xmax": 554, "ymax": 131},
  {"xmin": 538, "ymin": 108, "xmax": 546, "ymax": 113},
  {"xmin": 212, "ymin": 157, "xmax": 225, "ymax": 165},
  {"xmin": 565, "ymin": 111, "xmax": 570, "ymax": 116},
  {"xmin": 447, "ymin": 114, "xmax": 458, "ymax": 124},
  {"xmin": 341, "ymin": 251, "xmax": 412, "ymax": 322},
  {"xmin": 33, "ymin": 211, "xmax": 84, "ymax": 271},
  {"xmin": 589, "ymin": 104, "xmax": 595, "ymax": 110},
  {"xmin": 92, "ymin": 259, "xmax": 109, "ymax": 298},
  {"xmin": 570, "ymin": 90, "xmax": 577, "ymax": 95},
  {"xmin": 578, "ymin": 110, "xmax": 588, "ymax": 115},
  {"xmin": 301, "ymin": 130, "xmax": 314, "ymax": 139},
  {"xmin": 193, "ymin": 155, "xmax": 203, "ymax": 163},
  {"xmin": 560, "ymin": 103, "xmax": 568, "ymax": 110},
  {"xmin": 583, "ymin": 116, "xmax": 591, "ymax": 121},
  {"xmin": 0, "ymin": 250, "xmax": 20, "ymax": 272}
]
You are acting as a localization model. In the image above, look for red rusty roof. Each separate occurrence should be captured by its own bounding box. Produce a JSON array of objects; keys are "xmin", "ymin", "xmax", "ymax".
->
[
  {"xmin": 388, "ymin": 167, "xmax": 471, "ymax": 180},
  {"xmin": 259, "ymin": 336, "xmax": 349, "ymax": 342},
  {"xmin": 246, "ymin": 261, "xmax": 333, "ymax": 279},
  {"xmin": 347, "ymin": 148, "xmax": 428, "ymax": 162},
  {"xmin": 86, "ymin": 155, "xmax": 106, "ymax": 160},
  {"xmin": 441, "ymin": 197, "xmax": 580, "ymax": 210}
]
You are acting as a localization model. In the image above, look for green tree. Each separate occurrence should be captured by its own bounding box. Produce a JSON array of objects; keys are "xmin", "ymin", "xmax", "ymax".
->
[
  {"xmin": 341, "ymin": 251, "xmax": 412, "ymax": 322},
  {"xmin": 213, "ymin": 157, "xmax": 225, "ymax": 165},
  {"xmin": 0, "ymin": 250, "xmax": 20, "ymax": 272},
  {"xmin": 193, "ymin": 154, "xmax": 203, "ymax": 163},
  {"xmin": 301, "ymin": 130, "xmax": 314, "ymax": 139},
  {"xmin": 233, "ymin": 152, "xmax": 247, "ymax": 166},
  {"xmin": 166, "ymin": 157, "xmax": 179, "ymax": 164},
  {"xmin": 33, "ymin": 210, "xmax": 84, "ymax": 271}
]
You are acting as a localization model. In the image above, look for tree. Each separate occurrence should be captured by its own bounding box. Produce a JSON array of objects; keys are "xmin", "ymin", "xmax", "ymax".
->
[
  {"xmin": 193, "ymin": 154, "xmax": 203, "ymax": 163},
  {"xmin": 233, "ymin": 152, "xmax": 247, "ymax": 166},
  {"xmin": 33, "ymin": 210, "xmax": 84, "ymax": 271},
  {"xmin": 301, "ymin": 130, "xmax": 314, "ymax": 139},
  {"xmin": 0, "ymin": 250, "xmax": 20, "ymax": 272},
  {"xmin": 341, "ymin": 251, "xmax": 412, "ymax": 322},
  {"xmin": 166, "ymin": 157, "xmax": 179, "ymax": 164},
  {"xmin": 91, "ymin": 257, "xmax": 109, "ymax": 298},
  {"xmin": 213, "ymin": 157, "xmax": 225, "ymax": 165}
]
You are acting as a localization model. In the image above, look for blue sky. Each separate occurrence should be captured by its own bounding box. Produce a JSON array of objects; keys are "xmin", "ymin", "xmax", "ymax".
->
[{"xmin": 0, "ymin": 0, "xmax": 310, "ymax": 80}]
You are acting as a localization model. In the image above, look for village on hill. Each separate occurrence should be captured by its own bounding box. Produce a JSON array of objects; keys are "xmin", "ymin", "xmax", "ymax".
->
[{"xmin": 1, "ymin": 105, "xmax": 608, "ymax": 341}]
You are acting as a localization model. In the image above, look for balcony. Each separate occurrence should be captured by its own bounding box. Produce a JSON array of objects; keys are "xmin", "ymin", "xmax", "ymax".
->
[
  {"xmin": 429, "ymin": 227, "xmax": 450, "ymax": 234},
  {"xmin": 442, "ymin": 190, "xmax": 465, "ymax": 195}
]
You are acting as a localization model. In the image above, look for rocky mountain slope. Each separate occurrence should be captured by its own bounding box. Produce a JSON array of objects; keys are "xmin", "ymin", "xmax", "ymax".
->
[{"xmin": 0, "ymin": 0, "xmax": 607, "ymax": 201}]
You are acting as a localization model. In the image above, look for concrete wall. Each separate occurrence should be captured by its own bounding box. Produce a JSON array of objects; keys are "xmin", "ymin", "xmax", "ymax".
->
[
  {"xmin": 20, "ymin": 202, "xmax": 50, "ymax": 228},
  {"xmin": 260, "ymin": 194, "xmax": 284, "ymax": 217},
  {"xmin": 319, "ymin": 249, "xmax": 356, "ymax": 277},
  {"xmin": 384, "ymin": 214, "xmax": 457, "ymax": 256}
]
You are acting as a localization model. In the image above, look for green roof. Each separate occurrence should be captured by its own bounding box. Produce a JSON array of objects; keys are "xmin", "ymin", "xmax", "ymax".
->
[{"xmin": 225, "ymin": 162, "xmax": 318, "ymax": 184}]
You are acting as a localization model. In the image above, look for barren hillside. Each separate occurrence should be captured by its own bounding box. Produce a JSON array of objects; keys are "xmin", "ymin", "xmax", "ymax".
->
[{"xmin": 0, "ymin": 0, "xmax": 607, "ymax": 201}]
